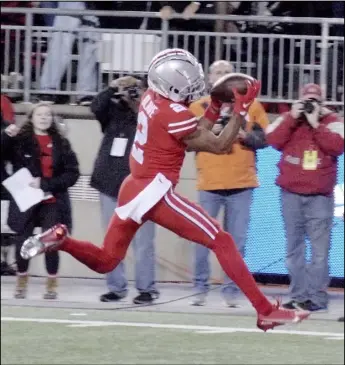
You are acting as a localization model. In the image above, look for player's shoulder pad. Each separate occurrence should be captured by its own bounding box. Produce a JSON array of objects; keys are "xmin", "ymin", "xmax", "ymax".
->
[{"xmin": 163, "ymin": 101, "xmax": 198, "ymax": 134}]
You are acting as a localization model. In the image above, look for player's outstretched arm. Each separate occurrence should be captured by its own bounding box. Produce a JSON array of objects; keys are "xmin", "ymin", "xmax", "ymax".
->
[
  {"xmin": 183, "ymin": 114, "xmax": 243, "ymax": 154},
  {"xmin": 183, "ymin": 80, "xmax": 261, "ymax": 154}
]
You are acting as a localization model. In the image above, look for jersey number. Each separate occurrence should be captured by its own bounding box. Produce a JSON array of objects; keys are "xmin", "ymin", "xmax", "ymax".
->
[
  {"xmin": 170, "ymin": 103, "xmax": 187, "ymax": 113},
  {"xmin": 131, "ymin": 111, "xmax": 148, "ymax": 165}
]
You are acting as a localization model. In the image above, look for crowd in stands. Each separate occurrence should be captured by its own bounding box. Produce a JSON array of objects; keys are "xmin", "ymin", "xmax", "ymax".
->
[{"xmin": 1, "ymin": 1, "xmax": 344, "ymax": 108}]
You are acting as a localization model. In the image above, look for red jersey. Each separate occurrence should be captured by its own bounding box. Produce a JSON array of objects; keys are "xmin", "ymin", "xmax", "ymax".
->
[
  {"xmin": 130, "ymin": 90, "xmax": 198, "ymax": 185},
  {"xmin": 36, "ymin": 134, "xmax": 54, "ymax": 178},
  {"xmin": 36, "ymin": 134, "xmax": 56, "ymax": 203}
]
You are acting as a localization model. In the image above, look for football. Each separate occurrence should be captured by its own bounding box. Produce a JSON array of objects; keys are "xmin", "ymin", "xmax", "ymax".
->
[{"xmin": 210, "ymin": 73, "xmax": 256, "ymax": 103}]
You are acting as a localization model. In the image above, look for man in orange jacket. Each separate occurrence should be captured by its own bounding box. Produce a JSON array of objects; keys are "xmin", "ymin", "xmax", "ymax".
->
[{"xmin": 189, "ymin": 60, "xmax": 269, "ymax": 307}]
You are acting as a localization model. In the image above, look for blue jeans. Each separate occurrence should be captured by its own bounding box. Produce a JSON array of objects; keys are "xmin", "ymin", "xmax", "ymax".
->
[
  {"xmin": 194, "ymin": 189, "xmax": 253, "ymax": 299},
  {"xmin": 99, "ymin": 193, "xmax": 158, "ymax": 297},
  {"xmin": 40, "ymin": 1, "xmax": 98, "ymax": 97},
  {"xmin": 39, "ymin": 2, "xmax": 58, "ymax": 26},
  {"xmin": 282, "ymin": 189, "xmax": 334, "ymax": 307}
]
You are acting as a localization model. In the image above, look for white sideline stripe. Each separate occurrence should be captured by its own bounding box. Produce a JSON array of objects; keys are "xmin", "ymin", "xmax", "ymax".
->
[
  {"xmin": 168, "ymin": 123, "xmax": 197, "ymax": 134},
  {"xmin": 196, "ymin": 329, "xmax": 240, "ymax": 334},
  {"xmin": 69, "ymin": 324, "xmax": 115, "ymax": 328},
  {"xmin": 1, "ymin": 317, "xmax": 344, "ymax": 338},
  {"xmin": 168, "ymin": 117, "xmax": 197, "ymax": 127},
  {"xmin": 325, "ymin": 337, "xmax": 344, "ymax": 341},
  {"xmin": 69, "ymin": 313, "xmax": 87, "ymax": 316}
]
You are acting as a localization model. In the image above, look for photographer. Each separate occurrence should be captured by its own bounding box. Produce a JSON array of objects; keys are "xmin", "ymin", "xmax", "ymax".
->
[
  {"xmin": 90, "ymin": 76, "xmax": 159, "ymax": 305},
  {"xmin": 266, "ymin": 84, "xmax": 344, "ymax": 312}
]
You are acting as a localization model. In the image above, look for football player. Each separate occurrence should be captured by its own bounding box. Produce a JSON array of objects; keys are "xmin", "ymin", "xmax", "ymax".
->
[{"xmin": 20, "ymin": 49, "xmax": 309, "ymax": 331}]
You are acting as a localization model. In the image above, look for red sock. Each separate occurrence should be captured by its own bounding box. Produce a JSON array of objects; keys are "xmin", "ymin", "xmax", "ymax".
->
[
  {"xmin": 60, "ymin": 237, "xmax": 117, "ymax": 274},
  {"xmin": 211, "ymin": 231, "xmax": 273, "ymax": 315}
]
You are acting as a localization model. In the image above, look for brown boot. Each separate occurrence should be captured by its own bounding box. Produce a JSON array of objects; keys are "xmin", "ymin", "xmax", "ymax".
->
[
  {"xmin": 43, "ymin": 277, "xmax": 58, "ymax": 299},
  {"xmin": 14, "ymin": 274, "xmax": 28, "ymax": 299}
]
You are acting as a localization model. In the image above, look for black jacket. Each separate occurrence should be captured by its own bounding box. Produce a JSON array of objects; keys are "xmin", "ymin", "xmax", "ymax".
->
[
  {"xmin": 1, "ymin": 130, "xmax": 79, "ymax": 234},
  {"xmin": 90, "ymin": 88, "xmax": 138, "ymax": 198},
  {"xmin": 94, "ymin": 1, "xmax": 148, "ymax": 29},
  {"xmin": 234, "ymin": 2, "xmax": 334, "ymax": 36}
]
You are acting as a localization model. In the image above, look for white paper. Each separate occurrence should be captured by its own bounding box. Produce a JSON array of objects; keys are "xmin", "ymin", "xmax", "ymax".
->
[
  {"xmin": 110, "ymin": 137, "xmax": 128, "ymax": 157},
  {"xmin": 2, "ymin": 168, "xmax": 46, "ymax": 212}
]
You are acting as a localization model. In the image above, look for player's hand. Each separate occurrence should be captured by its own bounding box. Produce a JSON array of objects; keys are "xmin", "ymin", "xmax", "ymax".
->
[
  {"xmin": 110, "ymin": 76, "xmax": 138, "ymax": 90},
  {"xmin": 4, "ymin": 124, "xmax": 20, "ymax": 137},
  {"xmin": 206, "ymin": 95, "xmax": 223, "ymax": 115},
  {"xmin": 232, "ymin": 80, "xmax": 261, "ymax": 115},
  {"xmin": 203, "ymin": 96, "xmax": 223, "ymax": 124},
  {"xmin": 290, "ymin": 101, "xmax": 304, "ymax": 119},
  {"xmin": 160, "ymin": 6, "xmax": 174, "ymax": 20},
  {"xmin": 210, "ymin": 96, "xmax": 223, "ymax": 112},
  {"xmin": 182, "ymin": 2, "xmax": 200, "ymax": 20}
]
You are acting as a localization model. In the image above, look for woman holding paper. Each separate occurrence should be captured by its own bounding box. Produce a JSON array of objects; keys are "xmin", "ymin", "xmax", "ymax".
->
[{"xmin": 1, "ymin": 103, "xmax": 79, "ymax": 299}]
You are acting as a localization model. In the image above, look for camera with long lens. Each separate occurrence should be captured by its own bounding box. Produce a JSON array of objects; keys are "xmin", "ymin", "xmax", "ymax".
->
[
  {"xmin": 126, "ymin": 86, "xmax": 140, "ymax": 100},
  {"xmin": 303, "ymin": 99, "xmax": 316, "ymax": 114}
]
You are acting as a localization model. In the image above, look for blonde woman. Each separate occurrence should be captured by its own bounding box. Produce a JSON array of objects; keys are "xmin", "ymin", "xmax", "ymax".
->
[{"xmin": 1, "ymin": 103, "xmax": 79, "ymax": 299}]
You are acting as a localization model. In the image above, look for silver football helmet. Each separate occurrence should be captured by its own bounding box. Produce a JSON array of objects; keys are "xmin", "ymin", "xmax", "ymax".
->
[{"xmin": 148, "ymin": 48, "xmax": 205, "ymax": 103}]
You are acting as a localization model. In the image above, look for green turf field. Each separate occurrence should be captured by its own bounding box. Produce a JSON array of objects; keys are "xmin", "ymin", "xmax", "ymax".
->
[{"xmin": 1, "ymin": 305, "xmax": 344, "ymax": 364}]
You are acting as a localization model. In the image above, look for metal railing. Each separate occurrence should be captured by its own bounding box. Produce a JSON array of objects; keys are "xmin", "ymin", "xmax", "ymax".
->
[{"xmin": 1, "ymin": 7, "xmax": 344, "ymax": 105}]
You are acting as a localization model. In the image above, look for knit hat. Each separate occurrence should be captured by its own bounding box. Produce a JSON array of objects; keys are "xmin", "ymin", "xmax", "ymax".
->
[{"xmin": 300, "ymin": 83, "xmax": 323, "ymax": 101}]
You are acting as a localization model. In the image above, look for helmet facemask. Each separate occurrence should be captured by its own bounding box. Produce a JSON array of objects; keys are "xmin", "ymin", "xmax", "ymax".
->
[{"xmin": 178, "ymin": 77, "xmax": 206, "ymax": 104}]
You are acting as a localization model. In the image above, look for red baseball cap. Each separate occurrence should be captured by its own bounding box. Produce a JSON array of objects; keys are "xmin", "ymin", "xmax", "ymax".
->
[{"xmin": 300, "ymin": 83, "xmax": 323, "ymax": 101}]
